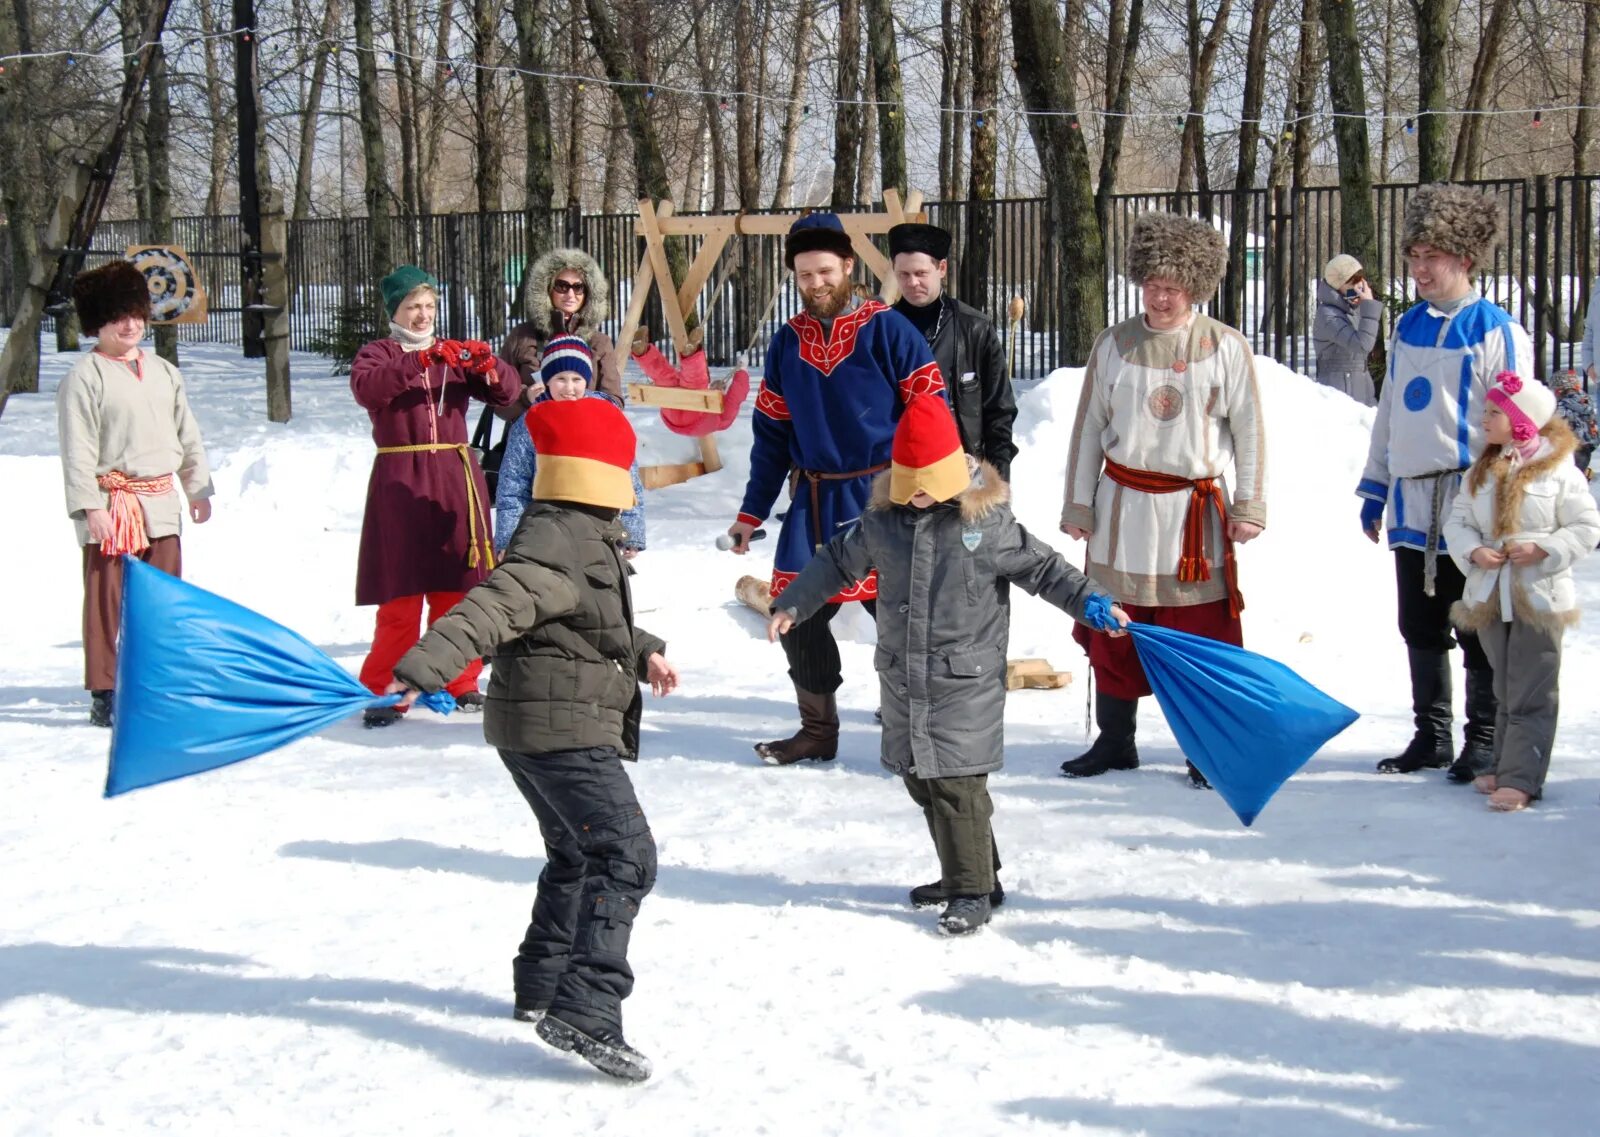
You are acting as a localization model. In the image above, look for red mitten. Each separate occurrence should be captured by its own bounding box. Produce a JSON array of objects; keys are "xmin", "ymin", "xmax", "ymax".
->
[{"xmin": 464, "ymin": 340, "xmax": 497, "ymax": 375}]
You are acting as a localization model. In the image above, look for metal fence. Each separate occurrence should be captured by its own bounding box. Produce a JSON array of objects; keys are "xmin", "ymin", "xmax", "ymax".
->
[{"xmin": 4, "ymin": 178, "xmax": 1599, "ymax": 379}]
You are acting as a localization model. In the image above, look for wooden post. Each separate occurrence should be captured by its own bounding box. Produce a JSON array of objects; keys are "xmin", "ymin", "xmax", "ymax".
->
[{"xmin": 260, "ymin": 187, "xmax": 293, "ymax": 423}]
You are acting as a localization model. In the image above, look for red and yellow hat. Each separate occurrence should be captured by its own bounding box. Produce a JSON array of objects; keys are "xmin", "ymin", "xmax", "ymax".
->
[
  {"xmin": 889, "ymin": 395, "xmax": 969, "ymax": 505},
  {"xmin": 525, "ymin": 398, "xmax": 637, "ymax": 510}
]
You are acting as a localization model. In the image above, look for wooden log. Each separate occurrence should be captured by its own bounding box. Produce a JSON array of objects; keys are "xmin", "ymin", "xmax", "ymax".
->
[
  {"xmin": 639, "ymin": 461, "xmax": 709, "ymax": 490},
  {"xmin": 1005, "ymin": 658, "xmax": 1074, "ymax": 691},
  {"xmin": 735, "ymin": 574, "xmax": 773, "ymax": 615}
]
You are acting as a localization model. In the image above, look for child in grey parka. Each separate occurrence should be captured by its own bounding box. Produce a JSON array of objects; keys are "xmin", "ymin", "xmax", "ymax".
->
[{"xmin": 768, "ymin": 396, "xmax": 1128, "ymax": 935}]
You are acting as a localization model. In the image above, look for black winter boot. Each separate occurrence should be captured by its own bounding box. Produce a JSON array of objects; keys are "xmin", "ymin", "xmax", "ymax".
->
[
  {"xmin": 755, "ymin": 685, "xmax": 839, "ymax": 765},
  {"xmin": 536, "ymin": 1013, "xmax": 652, "ymax": 1083},
  {"xmin": 89, "ymin": 689, "xmax": 113, "ymax": 728},
  {"xmin": 937, "ymin": 895, "xmax": 993, "ymax": 936},
  {"xmin": 909, "ymin": 880, "xmax": 1006, "ymax": 909},
  {"xmin": 1447, "ymin": 669, "xmax": 1497, "ymax": 782},
  {"xmin": 1060, "ymin": 693, "xmax": 1139, "ymax": 777},
  {"xmin": 1377, "ymin": 648, "xmax": 1454, "ymax": 773}
]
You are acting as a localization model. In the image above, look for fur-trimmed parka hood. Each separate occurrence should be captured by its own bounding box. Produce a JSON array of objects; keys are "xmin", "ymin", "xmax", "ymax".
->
[
  {"xmin": 524, "ymin": 247, "xmax": 611, "ymax": 339},
  {"xmin": 1126, "ymin": 212, "xmax": 1228, "ymax": 302},
  {"xmin": 868, "ymin": 459, "xmax": 1009, "ymax": 522},
  {"xmin": 1402, "ymin": 184, "xmax": 1503, "ymax": 269},
  {"xmin": 1464, "ymin": 416, "xmax": 1578, "ymax": 540}
]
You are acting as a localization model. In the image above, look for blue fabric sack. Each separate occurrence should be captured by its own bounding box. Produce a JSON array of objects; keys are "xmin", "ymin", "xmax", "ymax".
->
[
  {"xmin": 106, "ymin": 557, "xmax": 452, "ymax": 797},
  {"xmin": 1127, "ymin": 622, "xmax": 1359, "ymax": 826}
]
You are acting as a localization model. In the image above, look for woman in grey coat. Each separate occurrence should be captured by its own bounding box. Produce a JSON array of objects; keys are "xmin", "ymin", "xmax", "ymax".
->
[
  {"xmin": 768, "ymin": 396, "xmax": 1127, "ymax": 935},
  {"xmin": 1313, "ymin": 253, "xmax": 1383, "ymax": 406}
]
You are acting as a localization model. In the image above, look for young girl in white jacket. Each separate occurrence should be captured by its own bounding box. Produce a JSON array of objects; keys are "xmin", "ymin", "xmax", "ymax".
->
[{"xmin": 1443, "ymin": 372, "xmax": 1600, "ymax": 810}]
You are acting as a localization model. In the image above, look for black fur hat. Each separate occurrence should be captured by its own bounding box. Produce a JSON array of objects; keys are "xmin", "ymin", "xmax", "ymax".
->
[
  {"xmin": 887, "ymin": 222, "xmax": 952, "ymax": 262},
  {"xmin": 785, "ymin": 212, "xmax": 857, "ymax": 268},
  {"xmin": 73, "ymin": 260, "xmax": 151, "ymax": 334}
]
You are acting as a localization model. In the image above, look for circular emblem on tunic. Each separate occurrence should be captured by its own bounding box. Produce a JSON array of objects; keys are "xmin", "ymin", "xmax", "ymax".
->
[
  {"xmin": 1148, "ymin": 384, "xmax": 1185, "ymax": 421},
  {"xmin": 1403, "ymin": 376, "xmax": 1433, "ymax": 412},
  {"xmin": 1172, "ymin": 359, "xmax": 1188, "ymax": 373}
]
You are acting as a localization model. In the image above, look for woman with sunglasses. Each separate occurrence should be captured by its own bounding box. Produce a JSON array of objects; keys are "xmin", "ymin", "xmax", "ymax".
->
[{"xmin": 497, "ymin": 249, "xmax": 623, "ymax": 413}]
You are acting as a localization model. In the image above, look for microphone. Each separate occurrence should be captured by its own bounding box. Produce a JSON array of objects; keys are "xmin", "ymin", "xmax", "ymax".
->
[{"xmin": 716, "ymin": 528, "xmax": 767, "ymax": 551}]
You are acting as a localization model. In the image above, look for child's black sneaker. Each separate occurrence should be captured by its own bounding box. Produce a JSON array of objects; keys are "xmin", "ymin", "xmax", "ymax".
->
[{"xmin": 455, "ymin": 691, "xmax": 486, "ymax": 713}]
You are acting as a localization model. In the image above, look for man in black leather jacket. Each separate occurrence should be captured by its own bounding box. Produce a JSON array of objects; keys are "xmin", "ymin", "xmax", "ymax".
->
[{"xmin": 888, "ymin": 222, "xmax": 1019, "ymax": 481}]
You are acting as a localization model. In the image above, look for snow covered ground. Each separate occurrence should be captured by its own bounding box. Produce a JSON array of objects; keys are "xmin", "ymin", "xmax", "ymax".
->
[{"xmin": 2, "ymin": 338, "xmax": 1598, "ymax": 1136}]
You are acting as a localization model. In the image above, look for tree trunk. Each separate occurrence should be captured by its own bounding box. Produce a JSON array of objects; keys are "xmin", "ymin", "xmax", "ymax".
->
[
  {"xmin": 1095, "ymin": 0, "xmax": 1144, "ymax": 232},
  {"xmin": 1449, "ymin": 0, "xmax": 1512, "ymax": 181},
  {"xmin": 1291, "ymin": 0, "xmax": 1319, "ymax": 187},
  {"xmin": 0, "ymin": 0, "xmax": 41, "ymax": 393},
  {"xmin": 143, "ymin": 0, "xmax": 177, "ymax": 365},
  {"xmin": 512, "ymin": 0, "xmax": 556, "ymax": 317},
  {"xmin": 1412, "ymin": 0, "xmax": 1459, "ymax": 182},
  {"xmin": 734, "ymin": 0, "xmax": 762, "ymax": 207},
  {"xmin": 962, "ymin": 0, "xmax": 1000, "ymax": 306},
  {"xmin": 565, "ymin": 15, "xmax": 586, "ymax": 208},
  {"xmin": 1321, "ymin": 0, "xmax": 1377, "ymax": 273},
  {"xmin": 292, "ymin": 0, "xmax": 341, "ymax": 221},
  {"xmin": 692, "ymin": 2, "xmax": 733, "ymax": 210},
  {"xmin": 121, "ymin": 1, "xmax": 151, "ymax": 225},
  {"xmin": 830, "ymin": 0, "xmax": 862, "ymax": 209},
  {"xmin": 474, "ymin": 0, "xmax": 506, "ymax": 339},
  {"xmin": 1177, "ymin": 0, "xmax": 1231, "ymax": 196},
  {"xmin": 389, "ymin": 0, "xmax": 420, "ymax": 223},
  {"xmin": 770, "ymin": 0, "xmax": 815, "ymax": 208},
  {"xmin": 420, "ymin": 0, "xmax": 456, "ymax": 214},
  {"xmin": 939, "ymin": 0, "xmax": 958, "ymax": 200},
  {"xmin": 864, "ymin": 0, "xmax": 906, "ymax": 200},
  {"xmin": 199, "ymin": 0, "xmax": 232, "ymax": 216},
  {"xmin": 856, "ymin": 50, "xmax": 877, "ymax": 204},
  {"xmin": 351, "ymin": 0, "xmax": 393, "ymax": 287},
  {"xmin": 1223, "ymin": 0, "xmax": 1276, "ymax": 329},
  {"xmin": 1009, "ymin": 0, "xmax": 1104, "ymax": 363},
  {"xmin": 1578, "ymin": 0, "xmax": 1600, "ymax": 176},
  {"xmin": 601, "ymin": 95, "xmax": 630, "ymax": 212}
]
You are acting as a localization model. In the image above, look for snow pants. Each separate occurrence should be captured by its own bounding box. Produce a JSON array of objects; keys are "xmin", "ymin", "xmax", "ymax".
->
[
  {"xmin": 358, "ymin": 592, "xmax": 483, "ymax": 698},
  {"xmin": 1477, "ymin": 617, "xmax": 1563, "ymax": 799},
  {"xmin": 780, "ymin": 598, "xmax": 878, "ymax": 694},
  {"xmin": 81, "ymin": 536, "xmax": 181, "ymax": 690},
  {"xmin": 500, "ymin": 745, "xmax": 657, "ymax": 1033},
  {"xmin": 1073, "ymin": 597, "xmax": 1241, "ymax": 700},
  {"xmin": 902, "ymin": 772, "xmax": 1001, "ymax": 896}
]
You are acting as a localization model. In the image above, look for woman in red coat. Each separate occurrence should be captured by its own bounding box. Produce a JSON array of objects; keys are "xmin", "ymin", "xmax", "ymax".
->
[{"xmin": 352, "ymin": 265, "xmax": 518, "ymax": 726}]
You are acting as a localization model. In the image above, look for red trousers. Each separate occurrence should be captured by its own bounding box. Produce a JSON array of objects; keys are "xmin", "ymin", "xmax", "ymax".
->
[
  {"xmin": 359, "ymin": 592, "xmax": 483, "ymax": 697},
  {"xmin": 82, "ymin": 536, "xmax": 182, "ymax": 690},
  {"xmin": 1072, "ymin": 597, "xmax": 1243, "ymax": 700}
]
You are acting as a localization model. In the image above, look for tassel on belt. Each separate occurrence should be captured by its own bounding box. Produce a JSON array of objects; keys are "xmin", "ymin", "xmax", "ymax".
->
[
  {"xmin": 1103, "ymin": 458, "xmax": 1243, "ymax": 617},
  {"xmin": 376, "ymin": 443, "xmax": 494, "ymax": 569},
  {"xmin": 95, "ymin": 470, "xmax": 174, "ymax": 556}
]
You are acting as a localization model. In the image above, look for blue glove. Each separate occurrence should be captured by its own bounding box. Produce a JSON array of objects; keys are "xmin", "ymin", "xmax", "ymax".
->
[
  {"xmin": 415, "ymin": 689, "xmax": 457, "ymax": 716},
  {"xmin": 1083, "ymin": 594, "xmax": 1118, "ymax": 632},
  {"xmin": 1360, "ymin": 497, "xmax": 1384, "ymax": 534}
]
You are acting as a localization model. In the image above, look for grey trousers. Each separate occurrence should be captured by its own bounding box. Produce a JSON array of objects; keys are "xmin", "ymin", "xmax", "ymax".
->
[
  {"xmin": 902, "ymin": 773, "xmax": 1001, "ymax": 896},
  {"xmin": 1477, "ymin": 617, "xmax": 1564, "ymax": 798}
]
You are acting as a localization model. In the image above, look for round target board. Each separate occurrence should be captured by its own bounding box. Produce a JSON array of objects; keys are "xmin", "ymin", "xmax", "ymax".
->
[{"xmin": 127, "ymin": 245, "xmax": 208, "ymax": 325}]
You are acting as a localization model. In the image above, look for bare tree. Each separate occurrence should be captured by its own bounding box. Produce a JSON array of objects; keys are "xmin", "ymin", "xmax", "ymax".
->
[
  {"xmin": 831, "ymin": 0, "xmax": 863, "ymax": 208},
  {"xmin": 770, "ymin": 0, "xmax": 815, "ymax": 208},
  {"xmin": 1412, "ymin": 0, "xmax": 1460, "ymax": 182},
  {"xmin": 1322, "ymin": 0, "xmax": 1376, "ymax": 273},
  {"xmin": 1177, "ymin": 0, "xmax": 1232, "ymax": 196},
  {"xmin": 0, "ymin": 0, "xmax": 42, "ymax": 393},
  {"xmin": 961, "ymin": 0, "xmax": 1000, "ymax": 305},
  {"xmin": 198, "ymin": 0, "xmax": 234, "ymax": 216},
  {"xmin": 1450, "ymin": 0, "xmax": 1514, "ymax": 181},
  {"xmin": 512, "ymin": 0, "xmax": 556, "ymax": 315},
  {"xmin": 351, "ymin": 0, "xmax": 393, "ymax": 280},
  {"xmin": 1094, "ymin": 0, "xmax": 1145, "ymax": 231},
  {"xmin": 1223, "ymin": 0, "xmax": 1277, "ymax": 329},
  {"xmin": 864, "ymin": 0, "xmax": 906, "ymax": 199},
  {"xmin": 291, "ymin": 0, "xmax": 341, "ymax": 222},
  {"xmin": 1578, "ymin": 0, "xmax": 1600, "ymax": 175}
]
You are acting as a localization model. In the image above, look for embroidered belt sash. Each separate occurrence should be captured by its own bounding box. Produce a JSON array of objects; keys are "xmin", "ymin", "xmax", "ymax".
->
[
  {"xmin": 1103, "ymin": 458, "xmax": 1242, "ymax": 617},
  {"xmin": 95, "ymin": 470, "xmax": 175, "ymax": 556}
]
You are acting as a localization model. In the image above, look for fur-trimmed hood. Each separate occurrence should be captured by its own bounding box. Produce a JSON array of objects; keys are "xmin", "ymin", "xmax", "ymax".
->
[
  {"xmin": 1402, "ymin": 184, "xmax": 1503, "ymax": 269},
  {"xmin": 523, "ymin": 247, "xmax": 611, "ymax": 339},
  {"xmin": 1126, "ymin": 212, "xmax": 1228, "ymax": 302},
  {"xmin": 1464, "ymin": 417, "xmax": 1578, "ymax": 540},
  {"xmin": 867, "ymin": 459, "xmax": 1010, "ymax": 521}
]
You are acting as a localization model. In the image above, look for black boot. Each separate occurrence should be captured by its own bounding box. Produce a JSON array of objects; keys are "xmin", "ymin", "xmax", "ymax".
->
[
  {"xmin": 1060, "ymin": 693, "xmax": 1139, "ymax": 777},
  {"xmin": 1377, "ymin": 648, "xmax": 1454, "ymax": 773},
  {"xmin": 1447, "ymin": 669, "xmax": 1497, "ymax": 782},
  {"xmin": 909, "ymin": 880, "xmax": 1006, "ymax": 909},
  {"xmin": 536, "ymin": 1012, "xmax": 652, "ymax": 1083},
  {"xmin": 89, "ymin": 689, "xmax": 113, "ymax": 728},
  {"xmin": 755, "ymin": 685, "xmax": 839, "ymax": 765}
]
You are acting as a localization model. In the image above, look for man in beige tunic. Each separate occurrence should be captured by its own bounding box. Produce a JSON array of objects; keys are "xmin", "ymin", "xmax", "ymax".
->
[
  {"xmin": 56, "ymin": 260, "xmax": 214, "ymax": 727},
  {"xmin": 1058, "ymin": 213, "xmax": 1267, "ymax": 786}
]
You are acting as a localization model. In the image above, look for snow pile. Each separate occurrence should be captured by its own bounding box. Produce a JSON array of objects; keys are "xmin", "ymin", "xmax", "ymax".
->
[{"xmin": 2, "ymin": 338, "xmax": 1598, "ymax": 1136}]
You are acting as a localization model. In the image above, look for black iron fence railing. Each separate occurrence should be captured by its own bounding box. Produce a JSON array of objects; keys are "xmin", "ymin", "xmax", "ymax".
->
[{"xmin": 4, "ymin": 178, "xmax": 1598, "ymax": 379}]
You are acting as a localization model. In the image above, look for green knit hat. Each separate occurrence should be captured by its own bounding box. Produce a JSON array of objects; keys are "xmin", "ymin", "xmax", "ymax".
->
[{"xmin": 380, "ymin": 265, "xmax": 439, "ymax": 317}]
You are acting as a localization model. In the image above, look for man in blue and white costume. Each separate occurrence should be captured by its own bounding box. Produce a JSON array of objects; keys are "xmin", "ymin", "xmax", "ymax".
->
[
  {"xmin": 1357, "ymin": 184, "xmax": 1534, "ymax": 780},
  {"xmin": 725, "ymin": 212, "xmax": 945, "ymax": 766}
]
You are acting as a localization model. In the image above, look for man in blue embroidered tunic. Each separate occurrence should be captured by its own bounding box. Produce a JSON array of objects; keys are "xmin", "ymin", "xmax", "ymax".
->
[
  {"xmin": 1357, "ymin": 184, "xmax": 1535, "ymax": 780},
  {"xmin": 725, "ymin": 212, "xmax": 946, "ymax": 765}
]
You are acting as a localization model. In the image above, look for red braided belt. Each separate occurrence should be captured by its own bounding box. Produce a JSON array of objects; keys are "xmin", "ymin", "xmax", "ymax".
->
[
  {"xmin": 95, "ymin": 470, "xmax": 175, "ymax": 556},
  {"xmin": 1103, "ymin": 458, "xmax": 1242, "ymax": 617}
]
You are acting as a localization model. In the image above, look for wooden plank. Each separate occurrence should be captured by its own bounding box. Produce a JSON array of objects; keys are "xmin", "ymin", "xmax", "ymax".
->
[
  {"xmin": 698, "ymin": 433, "xmax": 723, "ymax": 474},
  {"xmin": 637, "ymin": 199, "xmax": 692, "ymax": 354},
  {"xmin": 613, "ymin": 249, "xmax": 656, "ymax": 378},
  {"xmin": 640, "ymin": 460, "xmax": 709, "ymax": 490},
  {"xmin": 626, "ymin": 383, "xmax": 726, "ymax": 413},
  {"xmin": 676, "ymin": 220, "xmax": 734, "ymax": 318}
]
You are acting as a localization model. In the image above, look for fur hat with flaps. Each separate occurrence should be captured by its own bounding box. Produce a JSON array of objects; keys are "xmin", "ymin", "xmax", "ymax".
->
[
  {"xmin": 889, "ymin": 395, "xmax": 970, "ymax": 505},
  {"xmin": 1126, "ymin": 212, "xmax": 1228, "ymax": 302},
  {"xmin": 786, "ymin": 212, "xmax": 856, "ymax": 268},
  {"xmin": 1402, "ymin": 184, "xmax": 1503, "ymax": 269},
  {"xmin": 1487, "ymin": 370, "xmax": 1557, "ymax": 442},
  {"xmin": 74, "ymin": 260, "xmax": 151, "ymax": 335},
  {"xmin": 525, "ymin": 397, "xmax": 637, "ymax": 510}
]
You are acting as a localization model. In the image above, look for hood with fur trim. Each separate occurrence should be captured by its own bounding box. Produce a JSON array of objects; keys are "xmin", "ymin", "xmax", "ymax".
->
[
  {"xmin": 523, "ymin": 247, "xmax": 611, "ymax": 340},
  {"xmin": 868, "ymin": 459, "xmax": 1009, "ymax": 522}
]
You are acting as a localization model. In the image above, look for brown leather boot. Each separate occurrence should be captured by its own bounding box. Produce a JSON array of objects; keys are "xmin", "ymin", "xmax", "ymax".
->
[{"xmin": 755, "ymin": 687, "xmax": 839, "ymax": 765}]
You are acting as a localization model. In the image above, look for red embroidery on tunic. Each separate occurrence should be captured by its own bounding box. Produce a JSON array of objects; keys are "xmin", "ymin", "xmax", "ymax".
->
[
  {"xmin": 898, "ymin": 360, "xmax": 946, "ymax": 400},
  {"xmin": 754, "ymin": 382, "xmax": 791, "ymax": 421},
  {"xmin": 787, "ymin": 301, "xmax": 888, "ymax": 376},
  {"xmin": 771, "ymin": 568, "xmax": 878, "ymax": 604}
]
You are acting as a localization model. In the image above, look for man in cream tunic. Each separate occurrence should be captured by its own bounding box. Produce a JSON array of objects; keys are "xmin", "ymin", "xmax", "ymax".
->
[
  {"xmin": 1059, "ymin": 212, "xmax": 1266, "ymax": 785},
  {"xmin": 57, "ymin": 260, "xmax": 213, "ymax": 727}
]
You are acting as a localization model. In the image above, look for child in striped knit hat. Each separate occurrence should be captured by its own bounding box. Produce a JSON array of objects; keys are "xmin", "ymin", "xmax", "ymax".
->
[
  {"xmin": 493, "ymin": 334, "xmax": 647, "ymax": 556},
  {"xmin": 768, "ymin": 396, "xmax": 1129, "ymax": 935}
]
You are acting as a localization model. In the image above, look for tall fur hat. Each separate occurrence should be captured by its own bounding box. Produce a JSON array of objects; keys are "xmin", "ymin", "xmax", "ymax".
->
[
  {"xmin": 1402, "ymin": 183, "xmax": 1503, "ymax": 269},
  {"xmin": 73, "ymin": 260, "xmax": 151, "ymax": 335},
  {"xmin": 1125, "ymin": 212, "xmax": 1228, "ymax": 302},
  {"xmin": 786, "ymin": 212, "xmax": 856, "ymax": 268}
]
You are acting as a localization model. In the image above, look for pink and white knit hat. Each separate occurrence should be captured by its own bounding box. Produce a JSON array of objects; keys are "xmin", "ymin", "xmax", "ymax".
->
[{"xmin": 1486, "ymin": 371, "xmax": 1556, "ymax": 442}]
